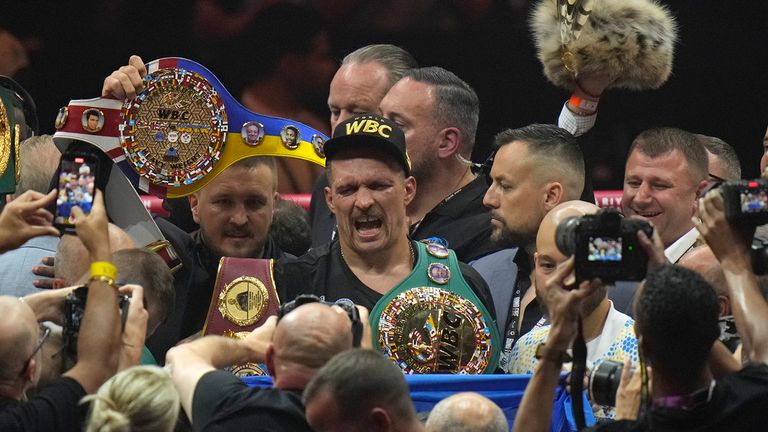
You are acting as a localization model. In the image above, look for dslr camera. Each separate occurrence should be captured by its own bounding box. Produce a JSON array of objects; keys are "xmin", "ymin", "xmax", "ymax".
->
[
  {"xmin": 63, "ymin": 285, "xmax": 130, "ymax": 357},
  {"xmin": 720, "ymin": 179, "xmax": 768, "ymax": 225},
  {"xmin": 555, "ymin": 208, "xmax": 654, "ymax": 283},
  {"xmin": 588, "ymin": 359, "xmax": 626, "ymax": 407}
]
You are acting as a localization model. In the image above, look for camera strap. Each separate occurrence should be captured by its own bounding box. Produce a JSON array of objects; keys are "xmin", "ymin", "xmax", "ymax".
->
[{"xmin": 571, "ymin": 316, "xmax": 588, "ymax": 430}]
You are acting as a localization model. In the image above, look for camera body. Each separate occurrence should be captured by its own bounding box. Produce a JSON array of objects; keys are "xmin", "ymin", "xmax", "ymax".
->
[
  {"xmin": 63, "ymin": 286, "xmax": 130, "ymax": 357},
  {"xmin": 555, "ymin": 208, "xmax": 653, "ymax": 283},
  {"xmin": 721, "ymin": 179, "xmax": 768, "ymax": 225}
]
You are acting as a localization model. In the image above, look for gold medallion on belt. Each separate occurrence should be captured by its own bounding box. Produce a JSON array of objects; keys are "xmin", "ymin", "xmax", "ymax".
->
[
  {"xmin": 377, "ymin": 286, "xmax": 494, "ymax": 374},
  {"xmin": 218, "ymin": 276, "xmax": 269, "ymax": 326}
]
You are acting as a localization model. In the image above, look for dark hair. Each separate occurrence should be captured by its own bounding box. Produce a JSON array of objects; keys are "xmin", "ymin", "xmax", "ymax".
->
[
  {"xmin": 302, "ymin": 349, "xmax": 413, "ymax": 422},
  {"xmin": 342, "ymin": 44, "xmax": 418, "ymax": 86},
  {"xmin": 630, "ymin": 128, "xmax": 708, "ymax": 183},
  {"xmin": 635, "ymin": 265, "xmax": 720, "ymax": 384},
  {"xmin": 270, "ymin": 198, "xmax": 310, "ymax": 256},
  {"xmin": 493, "ymin": 124, "xmax": 585, "ymax": 199},
  {"xmin": 404, "ymin": 67, "xmax": 479, "ymax": 153},
  {"xmin": 695, "ymin": 134, "xmax": 741, "ymax": 180},
  {"xmin": 85, "ymin": 110, "xmax": 99, "ymax": 120},
  {"xmin": 113, "ymin": 249, "xmax": 175, "ymax": 324}
]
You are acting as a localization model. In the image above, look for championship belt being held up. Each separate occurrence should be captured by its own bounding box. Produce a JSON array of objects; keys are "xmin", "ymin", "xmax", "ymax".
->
[
  {"xmin": 53, "ymin": 57, "xmax": 328, "ymax": 199},
  {"xmin": 531, "ymin": 0, "xmax": 678, "ymax": 90},
  {"xmin": 370, "ymin": 241, "xmax": 501, "ymax": 374},
  {"xmin": 202, "ymin": 257, "xmax": 281, "ymax": 376}
]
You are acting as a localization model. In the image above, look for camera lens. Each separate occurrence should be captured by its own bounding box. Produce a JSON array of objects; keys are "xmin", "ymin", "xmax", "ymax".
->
[
  {"xmin": 588, "ymin": 359, "xmax": 625, "ymax": 407},
  {"xmin": 555, "ymin": 216, "xmax": 580, "ymax": 257}
]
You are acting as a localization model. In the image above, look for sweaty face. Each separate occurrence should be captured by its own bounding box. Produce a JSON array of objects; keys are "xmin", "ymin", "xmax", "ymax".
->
[
  {"xmin": 483, "ymin": 142, "xmax": 547, "ymax": 248},
  {"xmin": 190, "ymin": 164, "xmax": 276, "ymax": 258},
  {"xmin": 325, "ymin": 153, "xmax": 416, "ymax": 257},
  {"xmin": 379, "ymin": 78, "xmax": 440, "ymax": 184},
  {"xmin": 622, "ymin": 149, "xmax": 702, "ymax": 246},
  {"xmin": 328, "ymin": 62, "xmax": 392, "ymax": 133}
]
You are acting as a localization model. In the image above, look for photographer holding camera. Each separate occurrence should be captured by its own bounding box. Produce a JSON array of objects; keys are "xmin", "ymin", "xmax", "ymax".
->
[
  {"xmin": 0, "ymin": 190, "xmax": 147, "ymax": 431},
  {"xmin": 165, "ymin": 297, "xmax": 370, "ymax": 431},
  {"xmin": 507, "ymin": 201, "xmax": 647, "ymax": 420},
  {"xmin": 513, "ymin": 186, "xmax": 768, "ymax": 431}
]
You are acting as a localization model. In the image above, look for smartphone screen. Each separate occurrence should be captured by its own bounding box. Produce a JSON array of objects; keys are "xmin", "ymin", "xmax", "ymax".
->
[{"xmin": 55, "ymin": 154, "xmax": 97, "ymax": 228}]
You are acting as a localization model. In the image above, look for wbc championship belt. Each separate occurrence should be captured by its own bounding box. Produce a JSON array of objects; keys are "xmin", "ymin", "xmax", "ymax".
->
[
  {"xmin": 370, "ymin": 241, "xmax": 501, "ymax": 374},
  {"xmin": 202, "ymin": 257, "xmax": 281, "ymax": 376},
  {"xmin": 53, "ymin": 57, "xmax": 328, "ymax": 199}
]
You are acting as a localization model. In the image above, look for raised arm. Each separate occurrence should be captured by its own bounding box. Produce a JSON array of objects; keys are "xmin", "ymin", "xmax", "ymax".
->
[
  {"xmin": 513, "ymin": 258, "xmax": 600, "ymax": 432},
  {"xmin": 165, "ymin": 316, "xmax": 276, "ymax": 419},
  {"xmin": 698, "ymin": 189, "xmax": 768, "ymax": 365},
  {"xmin": 62, "ymin": 190, "xmax": 122, "ymax": 393}
]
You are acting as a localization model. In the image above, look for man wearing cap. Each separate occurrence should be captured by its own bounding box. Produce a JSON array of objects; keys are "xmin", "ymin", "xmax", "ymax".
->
[{"xmin": 274, "ymin": 114, "xmax": 497, "ymax": 372}]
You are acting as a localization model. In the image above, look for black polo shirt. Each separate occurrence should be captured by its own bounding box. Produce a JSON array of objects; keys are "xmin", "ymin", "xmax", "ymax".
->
[
  {"xmin": 0, "ymin": 377, "xmax": 87, "ymax": 432},
  {"xmin": 193, "ymin": 370, "xmax": 312, "ymax": 432},
  {"xmin": 409, "ymin": 175, "xmax": 496, "ymax": 263},
  {"xmin": 274, "ymin": 240, "xmax": 496, "ymax": 315}
]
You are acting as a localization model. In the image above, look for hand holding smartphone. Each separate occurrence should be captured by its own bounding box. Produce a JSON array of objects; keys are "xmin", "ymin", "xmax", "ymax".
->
[{"xmin": 54, "ymin": 152, "xmax": 100, "ymax": 234}]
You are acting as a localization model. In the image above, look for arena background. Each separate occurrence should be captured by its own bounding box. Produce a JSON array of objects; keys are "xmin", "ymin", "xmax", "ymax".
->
[{"xmin": 3, "ymin": 0, "xmax": 766, "ymax": 190}]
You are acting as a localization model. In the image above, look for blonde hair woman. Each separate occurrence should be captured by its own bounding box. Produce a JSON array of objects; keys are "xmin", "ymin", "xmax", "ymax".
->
[{"xmin": 83, "ymin": 366, "xmax": 179, "ymax": 432}]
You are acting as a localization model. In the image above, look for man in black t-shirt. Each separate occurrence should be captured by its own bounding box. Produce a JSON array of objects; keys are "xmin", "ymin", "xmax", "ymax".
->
[
  {"xmin": 511, "ymin": 188, "xmax": 768, "ymax": 432},
  {"xmin": 275, "ymin": 114, "xmax": 495, "ymax": 316},
  {"xmin": 166, "ymin": 302, "xmax": 355, "ymax": 431}
]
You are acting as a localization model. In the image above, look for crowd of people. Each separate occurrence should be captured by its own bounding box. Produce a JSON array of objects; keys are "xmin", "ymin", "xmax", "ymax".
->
[{"xmin": 1, "ymin": 6, "xmax": 768, "ymax": 432}]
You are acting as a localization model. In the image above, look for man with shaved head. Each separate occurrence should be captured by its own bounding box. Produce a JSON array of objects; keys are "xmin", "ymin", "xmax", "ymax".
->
[
  {"xmin": 0, "ymin": 297, "xmax": 43, "ymax": 400},
  {"xmin": 508, "ymin": 201, "xmax": 638, "ymax": 376},
  {"xmin": 166, "ymin": 302, "xmax": 358, "ymax": 431},
  {"xmin": 680, "ymin": 245, "xmax": 739, "ymax": 352},
  {"xmin": 426, "ymin": 392, "xmax": 508, "ymax": 432}
]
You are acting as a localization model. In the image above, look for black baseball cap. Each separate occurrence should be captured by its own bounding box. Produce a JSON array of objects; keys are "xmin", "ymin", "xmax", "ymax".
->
[{"xmin": 324, "ymin": 113, "xmax": 411, "ymax": 175}]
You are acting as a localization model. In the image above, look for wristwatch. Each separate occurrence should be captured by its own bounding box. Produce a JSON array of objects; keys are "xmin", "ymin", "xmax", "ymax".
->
[{"xmin": 534, "ymin": 343, "xmax": 572, "ymax": 364}]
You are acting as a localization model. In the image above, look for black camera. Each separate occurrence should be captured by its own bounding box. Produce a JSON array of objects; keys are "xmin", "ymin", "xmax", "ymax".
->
[
  {"xmin": 63, "ymin": 286, "xmax": 130, "ymax": 357},
  {"xmin": 279, "ymin": 294, "xmax": 363, "ymax": 347},
  {"xmin": 720, "ymin": 179, "xmax": 768, "ymax": 225},
  {"xmin": 588, "ymin": 359, "xmax": 626, "ymax": 407},
  {"xmin": 555, "ymin": 208, "xmax": 654, "ymax": 283}
]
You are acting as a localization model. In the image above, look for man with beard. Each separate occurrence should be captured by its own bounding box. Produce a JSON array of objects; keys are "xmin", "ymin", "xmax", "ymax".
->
[
  {"xmin": 507, "ymin": 201, "xmax": 638, "ymax": 419},
  {"xmin": 378, "ymin": 67, "xmax": 493, "ymax": 262},
  {"xmin": 470, "ymin": 124, "xmax": 585, "ymax": 371}
]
